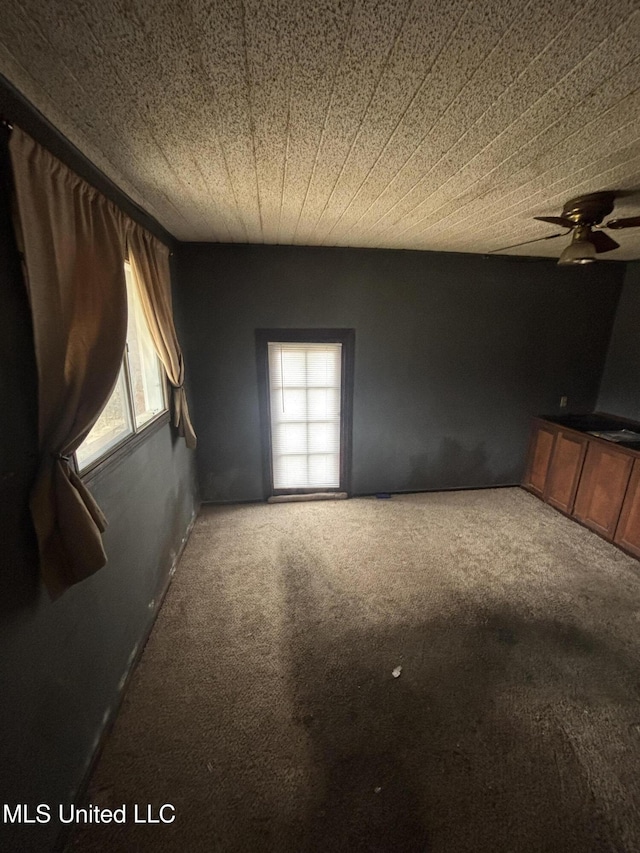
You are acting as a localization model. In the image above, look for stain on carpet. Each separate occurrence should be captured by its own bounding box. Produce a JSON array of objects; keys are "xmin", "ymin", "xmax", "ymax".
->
[{"xmin": 69, "ymin": 489, "xmax": 640, "ymax": 852}]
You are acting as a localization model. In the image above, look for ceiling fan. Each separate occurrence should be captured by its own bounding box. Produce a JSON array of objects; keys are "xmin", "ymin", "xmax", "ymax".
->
[{"xmin": 490, "ymin": 191, "xmax": 640, "ymax": 265}]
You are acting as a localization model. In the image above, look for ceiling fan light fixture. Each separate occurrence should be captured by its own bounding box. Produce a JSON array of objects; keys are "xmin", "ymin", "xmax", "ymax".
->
[
  {"xmin": 486, "ymin": 192, "xmax": 637, "ymax": 259},
  {"xmin": 557, "ymin": 228, "xmax": 597, "ymax": 266}
]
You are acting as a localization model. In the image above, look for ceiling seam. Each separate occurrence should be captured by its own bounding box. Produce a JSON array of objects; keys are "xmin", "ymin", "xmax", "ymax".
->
[
  {"xmin": 390, "ymin": 47, "xmax": 636, "ymax": 243},
  {"xmin": 399, "ymin": 67, "xmax": 640, "ymax": 236},
  {"xmin": 415, "ymin": 150, "xmax": 640, "ymax": 253},
  {"xmin": 73, "ymin": 3, "xmax": 216, "ymax": 234},
  {"xmin": 165, "ymin": 1, "xmax": 241, "ymax": 244},
  {"xmin": 317, "ymin": 0, "xmax": 474, "ymax": 245},
  {"xmin": 407, "ymin": 86, "xmax": 640, "ymax": 242},
  {"xmin": 187, "ymin": 0, "xmax": 251, "ymax": 242},
  {"xmin": 464, "ymin": 146, "xmax": 640, "ymax": 250},
  {"xmin": 342, "ymin": 0, "xmax": 600, "ymax": 242},
  {"xmin": 320, "ymin": 0, "xmax": 534, "ymax": 244},
  {"xmin": 277, "ymin": 71, "xmax": 293, "ymax": 244},
  {"xmin": 3, "ymin": 0, "xmax": 638, "ymax": 257},
  {"xmin": 370, "ymin": 5, "xmax": 638, "ymax": 243},
  {"xmin": 302, "ymin": 0, "xmax": 418, "ymax": 242},
  {"xmin": 291, "ymin": 0, "xmax": 359, "ymax": 244},
  {"xmin": 240, "ymin": 0, "xmax": 265, "ymax": 242},
  {"xmin": 0, "ymin": 37, "xmax": 192, "ymax": 233}
]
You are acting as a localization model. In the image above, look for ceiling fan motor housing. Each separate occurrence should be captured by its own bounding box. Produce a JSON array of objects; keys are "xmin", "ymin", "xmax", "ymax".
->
[
  {"xmin": 561, "ymin": 192, "xmax": 616, "ymax": 225},
  {"xmin": 492, "ymin": 190, "xmax": 639, "ymax": 257}
]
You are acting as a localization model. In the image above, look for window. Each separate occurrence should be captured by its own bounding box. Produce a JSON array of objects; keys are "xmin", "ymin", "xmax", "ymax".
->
[
  {"xmin": 256, "ymin": 329, "xmax": 355, "ymax": 497},
  {"xmin": 269, "ymin": 342, "xmax": 342, "ymax": 489},
  {"xmin": 75, "ymin": 262, "xmax": 167, "ymax": 471}
]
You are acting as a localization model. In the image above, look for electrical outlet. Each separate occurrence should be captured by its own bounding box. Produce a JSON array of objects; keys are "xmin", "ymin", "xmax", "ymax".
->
[{"xmin": 560, "ymin": 396, "xmax": 567, "ymax": 408}]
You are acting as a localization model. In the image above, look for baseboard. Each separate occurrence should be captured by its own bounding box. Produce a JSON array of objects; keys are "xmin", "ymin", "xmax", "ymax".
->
[
  {"xmin": 202, "ymin": 483, "xmax": 520, "ymax": 507},
  {"xmin": 268, "ymin": 492, "xmax": 348, "ymax": 503},
  {"xmin": 54, "ymin": 504, "xmax": 200, "ymax": 853},
  {"xmin": 352, "ymin": 483, "xmax": 519, "ymax": 498}
]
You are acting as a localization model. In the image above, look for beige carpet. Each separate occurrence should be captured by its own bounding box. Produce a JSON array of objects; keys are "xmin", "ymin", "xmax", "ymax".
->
[{"xmin": 69, "ymin": 488, "xmax": 640, "ymax": 852}]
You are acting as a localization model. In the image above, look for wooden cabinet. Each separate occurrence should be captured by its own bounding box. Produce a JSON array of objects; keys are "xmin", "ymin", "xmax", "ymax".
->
[
  {"xmin": 522, "ymin": 415, "xmax": 640, "ymax": 560},
  {"xmin": 573, "ymin": 443, "xmax": 633, "ymax": 539},
  {"xmin": 523, "ymin": 421, "xmax": 557, "ymax": 495},
  {"xmin": 544, "ymin": 430, "xmax": 587, "ymax": 514},
  {"xmin": 615, "ymin": 461, "xmax": 640, "ymax": 558}
]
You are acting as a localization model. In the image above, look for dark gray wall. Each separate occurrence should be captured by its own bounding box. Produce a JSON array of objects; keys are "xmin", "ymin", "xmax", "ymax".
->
[
  {"xmin": 0, "ymin": 127, "xmax": 198, "ymax": 852},
  {"xmin": 598, "ymin": 262, "xmax": 640, "ymax": 421},
  {"xmin": 176, "ymin": 244, "xmax": 624, "ymax": 503}
]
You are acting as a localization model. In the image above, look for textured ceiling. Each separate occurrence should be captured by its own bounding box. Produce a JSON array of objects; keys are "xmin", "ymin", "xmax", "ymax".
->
[{"xmin": 1, "ymin": 0, "xmax": 640, "ymax": 259}]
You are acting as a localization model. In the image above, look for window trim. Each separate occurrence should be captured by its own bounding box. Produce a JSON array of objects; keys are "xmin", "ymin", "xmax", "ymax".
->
[
  {"xmin": 79, "ymin": 408, "xmax": 170, "ymax": 483},
  {"xmin": 256, "ymin": 328, "xmax": 355, "ymax": 499}
]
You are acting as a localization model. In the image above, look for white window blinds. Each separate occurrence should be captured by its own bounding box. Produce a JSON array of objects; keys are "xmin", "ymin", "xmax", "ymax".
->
[{"xmin": 268, "ymin": 342, "xmax": 342, "ymax": 490}]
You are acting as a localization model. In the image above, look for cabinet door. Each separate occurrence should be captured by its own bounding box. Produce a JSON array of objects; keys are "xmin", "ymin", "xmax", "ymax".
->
[
  {"xmin": 544, "ymin": 431, "xmax": 587, "ymax": 514},
  {"xmin": 573, "ymin": 443, "xmax": 633, "ymax": 539},
  {"xmin": 614, "ymin": 460, "xmax": 640, "ymax": 558},
  {"xmin": 523, "ymin": 422, "xmax": 557, "ymax": 495}
]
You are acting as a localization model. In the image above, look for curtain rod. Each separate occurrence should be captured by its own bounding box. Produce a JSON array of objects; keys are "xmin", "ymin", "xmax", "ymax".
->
[
  {"xmin": 0, "ymin": 80, "xmax": 176, "ymax": 249},
  {"xmin": 1, "ymin": 115, "xmax": 175, "ymax": 257}
]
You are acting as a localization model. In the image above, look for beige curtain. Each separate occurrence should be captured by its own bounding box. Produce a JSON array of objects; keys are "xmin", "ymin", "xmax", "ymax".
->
[
  {"xmin": 127, "ymin": 223, "xmax": 196, "ymax": 449},
  {"xmin": 10, "ymin": 127, "xmax": 129, "ymax": 597}
]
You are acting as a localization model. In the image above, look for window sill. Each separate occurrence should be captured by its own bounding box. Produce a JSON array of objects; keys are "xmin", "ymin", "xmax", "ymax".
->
[{"xmin": 80, "ymin": 410, "xmax": 170, "ymax": 484}]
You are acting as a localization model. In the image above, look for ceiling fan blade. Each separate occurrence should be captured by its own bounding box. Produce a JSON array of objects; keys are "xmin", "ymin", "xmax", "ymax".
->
[
  {"xmin": 588, "ymin": 230, "xmax": 620, "ymax": 253},
  {"xmin": 605, "ymin": 215, "xmax": 640, "ymax": 229},
  {"xmin": 487, "ymin": 231, "xmax": 569, "ymax": 254},
  {"xmin": 533, "ymin": 215, "xmax": 575, "ymax": 228}
]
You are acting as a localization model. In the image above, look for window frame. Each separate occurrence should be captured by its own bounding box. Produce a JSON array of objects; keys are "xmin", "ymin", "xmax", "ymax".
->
[
  {"xmin": 256, "ymin": 328, "xmax": 355, "ymax": 499},
  {"xmin": 74, "ymin": 261, "xmax": 169, "ymax": 480}
]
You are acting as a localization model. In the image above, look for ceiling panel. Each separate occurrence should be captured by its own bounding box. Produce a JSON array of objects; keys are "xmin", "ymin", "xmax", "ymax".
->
[{"xmin": 0, "ymin": 0, "xmax": 639, "ymax": 260}]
